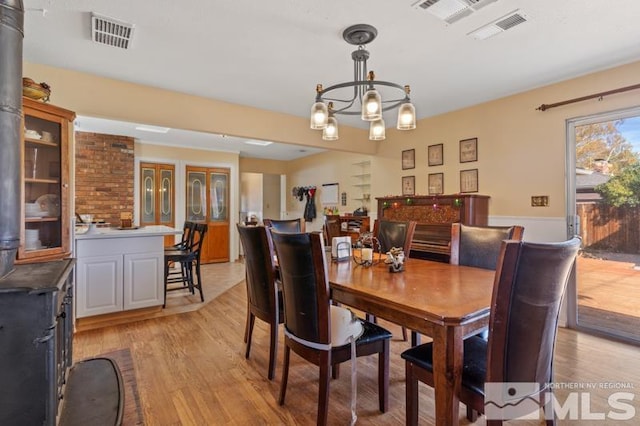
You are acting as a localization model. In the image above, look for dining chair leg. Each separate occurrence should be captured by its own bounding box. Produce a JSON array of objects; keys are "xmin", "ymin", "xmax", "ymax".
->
[
  {"xmin": 317, "ymin": 354, "xmax": 331, "ymax": 426},
  {"xmin": 268, "ymin": 321, "xmax": 278, "ymax": 381},
  {"xmin": 243, "ymin": 301, "xmax": 250, "ymax": 343},
  {"xmin": 379, "ymin": 340, "xmax": 390, "ymax": 413},
  {"xmin": 466, "ymin": 405, "xmax": 478, "ymax": 421},
  {"xmin": 278, "ymin": 345, "xmax": 291, "ymax": 405},
  {"xmin": 331, "ymin": 364, "xmax": 340, "ymax": 379},
  {"xmin": 245, "ymin": 313, "xmax": 255, "ymax": 358},
  {"xmin": 405, "ymin": 361, "xmax": 419, "ymax": 426},
  {"xmin": 411, "ymin": 331, "xmax": 421, "ymax": 346},
  {"xmin": 163, "ymin": 261, "xmax": 170, "ymax": 308},
  {"xmin": 195, "ymin": 259, "xmax": 204, "ymax": 302}
]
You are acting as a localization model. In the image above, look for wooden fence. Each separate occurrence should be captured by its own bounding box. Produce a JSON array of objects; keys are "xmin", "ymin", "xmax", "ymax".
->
[{"xmin": 577, "ymin": 203, "xmax": 640, "ymax": 252}]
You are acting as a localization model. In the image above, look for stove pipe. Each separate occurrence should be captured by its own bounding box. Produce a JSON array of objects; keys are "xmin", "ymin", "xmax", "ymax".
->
[{"xmin": 0, "ymin": 0, "xmax": 24, "ymax": 278}]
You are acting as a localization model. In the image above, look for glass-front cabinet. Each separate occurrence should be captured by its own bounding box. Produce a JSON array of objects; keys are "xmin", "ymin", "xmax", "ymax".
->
[
  {"xmin": 17, "ymin": 98, "xmax": 75, "ymax": 263},
  {"xmin": 140, "ymin": 162, "xmax": 175, "ymax": 226}
]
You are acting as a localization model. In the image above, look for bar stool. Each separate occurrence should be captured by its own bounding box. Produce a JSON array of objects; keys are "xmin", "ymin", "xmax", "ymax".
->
[{"xmin": 164, "ymin": 223, "xmax": 207, "ymax": 307}]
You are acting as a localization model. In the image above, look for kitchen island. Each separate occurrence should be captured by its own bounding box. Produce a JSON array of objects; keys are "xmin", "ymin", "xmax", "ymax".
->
[{"xmin": 75, "ymin": 225, "xmax": 181, "ymax": 319}]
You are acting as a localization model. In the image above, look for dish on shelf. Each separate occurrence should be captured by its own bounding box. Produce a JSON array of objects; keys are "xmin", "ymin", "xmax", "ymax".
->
[
  {"xmin": 116, "ymin": 226, "xmax": 141, "ymax": 230},
  {"xmin": 36, "ymin": 194, "xmax": 61, "ymax": 217},
  {"xmin": 24, "ymin": 129, "xmax": 42, "ymax": 139},
  {"xmin": 26, "ymin": 211, "xmax": 48, "ymax": 218}
]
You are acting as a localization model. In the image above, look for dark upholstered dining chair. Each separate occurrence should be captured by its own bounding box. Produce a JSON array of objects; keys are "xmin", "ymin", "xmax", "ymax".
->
[
  {"xmin": 371, "ymin": 219, "xmax": 417, "ymax": 342},
  {"xmin": 236, "ymin": 224, "xmax": 284, "ymax": 380},
  {"xmin": 164, "ymin": 222, "xmax": 207, "ymax": 307},
  {"xmin": 450, "ymin": 223, "xmax": 525, "ymax": 347},
  {"xmin": 373, "ymin": 219, "xmax": 417, "ymax": 255},
  {"xmin": 401, "ymin": 237, "xmax": 581, "ymax": 426},
  {"xmin": 450, "ymin": 223, "xmax": 525, "ymax": 270},
  {"xmin": 270, "ymin": 230, "xmax": 392, "ymax": 426},
  {"xmin": 263, "ymin": 218, "xmax": 305, "ymax": 233},
  {"xmin": 323, "ymin": 217, "xmax": 342, "ymax": 245}
]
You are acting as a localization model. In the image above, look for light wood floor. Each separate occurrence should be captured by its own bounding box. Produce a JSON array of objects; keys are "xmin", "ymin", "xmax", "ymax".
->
[{"xmin": 73, "ymin": 261, "xmax": 640, "ymax": 425}]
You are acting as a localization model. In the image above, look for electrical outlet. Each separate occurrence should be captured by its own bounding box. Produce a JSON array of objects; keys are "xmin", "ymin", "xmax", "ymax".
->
[{"xmin": 531, "ymin": 195, "xmax": 549, "ymax": 207}]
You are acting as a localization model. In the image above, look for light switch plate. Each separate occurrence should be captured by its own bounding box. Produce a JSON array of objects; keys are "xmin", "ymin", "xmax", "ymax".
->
[{"xmin": 531, "ymin": 195, "xmax": 549, "ymax": 207}]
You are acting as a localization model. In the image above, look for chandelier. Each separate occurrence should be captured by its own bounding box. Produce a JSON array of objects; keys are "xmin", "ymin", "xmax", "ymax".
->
[{"xmin": 310, "ymin": 24, "xmax": 417, "ymax": 141}]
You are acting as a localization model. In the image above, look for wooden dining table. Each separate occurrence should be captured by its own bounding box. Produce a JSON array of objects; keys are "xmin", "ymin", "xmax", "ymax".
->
[{"xmin": 328, "ymin": 256, "xmax": 496, "ymax": 426}]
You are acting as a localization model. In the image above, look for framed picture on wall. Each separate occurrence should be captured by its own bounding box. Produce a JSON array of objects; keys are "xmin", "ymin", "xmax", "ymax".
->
[
  {"xmin": 428, "ymin": 173, "xmax": 444, "ymax": 195},
  {"xmin": 402, "ymin": 149, "xmax": 416, "ymax": 170},
  {"xmin": 428, "ymin": 144, "xmax": 443, "ymax": 166},
  {"xmin": 460, "ymin": 169, "xmax": 479, "ymax": 193},
  {"xmin": 402, "ymin": 176, "xmax": 415, "ymax": 195},
  {"xmin": 459, "ymin": 138, "xmax": 478, "ymax": 163}
]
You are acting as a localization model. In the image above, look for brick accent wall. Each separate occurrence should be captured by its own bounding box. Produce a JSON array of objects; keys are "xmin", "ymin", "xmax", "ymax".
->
[{"xmin": 75, "ymin": 132, "xmax": 135, "ymax": 225}]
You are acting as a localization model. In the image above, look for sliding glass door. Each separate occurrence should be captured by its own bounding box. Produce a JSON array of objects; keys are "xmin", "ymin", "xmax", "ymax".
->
[{"xmin": 567, "ymin": 107, "xmax": 640, "ymax": 343}]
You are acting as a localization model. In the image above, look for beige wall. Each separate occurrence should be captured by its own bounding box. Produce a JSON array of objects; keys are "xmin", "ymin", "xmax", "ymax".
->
[
  {"xmin": 23, "ymin": 62, "xmax": 375, "ymax": 155},
  {"xmin": 26, "ymin": 59, "xmax": 640, "ymax": 244},
  {"xmin": 286, "ymin": 60, "xmax": 640, "ymax": 240}
]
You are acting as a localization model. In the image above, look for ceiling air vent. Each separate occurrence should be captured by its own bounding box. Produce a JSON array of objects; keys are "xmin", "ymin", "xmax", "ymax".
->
[
  {"xmin": 468, "ymin": 10, "xmax": 527, "ymax": 40},
  {"xmin": 91, "ymin": 13, "xmax": 135, "ymax": 49},
  {"xmin": 412, "ymin": 0, "xmax": 498, "ymax": 24}
]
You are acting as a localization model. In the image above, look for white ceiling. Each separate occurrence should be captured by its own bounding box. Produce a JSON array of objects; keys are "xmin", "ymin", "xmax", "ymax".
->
[{"xmin": 23, "ymin": 0, "xmax": 640, "ymax": 160}]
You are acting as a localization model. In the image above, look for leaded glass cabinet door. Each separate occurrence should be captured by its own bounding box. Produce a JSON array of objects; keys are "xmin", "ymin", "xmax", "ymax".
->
[
  {"xmin": 139, "ymin": 162, "xmax": 175, "ymax": 245},
  {"xmin": 210, "ymin": 172, "xmax": 228, "ymax": 221},
  {"xmin": 186, "ymin": 168, "xmax": 207, "ymax": 222},
  {"xmin": 140, "ymin": 164, "xmax": 157, "ymax": 225}
]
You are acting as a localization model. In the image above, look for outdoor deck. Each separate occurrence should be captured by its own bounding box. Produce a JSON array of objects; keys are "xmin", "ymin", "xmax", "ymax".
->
[{"xmin": 577, "ymin": 252, "xmax": 640, "ymax": 340}]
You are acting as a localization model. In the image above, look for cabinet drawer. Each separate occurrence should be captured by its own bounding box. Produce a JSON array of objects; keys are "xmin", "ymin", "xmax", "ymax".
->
[{"xmin": 76, "ymin": 235, "xmax": 163, "ymax": 257}]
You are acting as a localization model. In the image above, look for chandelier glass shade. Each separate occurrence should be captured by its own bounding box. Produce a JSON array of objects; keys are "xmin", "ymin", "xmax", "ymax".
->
[{"xmin": 311, "ymin": 24, "xmax": 416, "ymax": 141}]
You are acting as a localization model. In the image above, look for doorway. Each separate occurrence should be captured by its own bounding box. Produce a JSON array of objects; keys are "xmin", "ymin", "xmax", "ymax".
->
[
  {"xmin": 239, "ymin": 172, "xmax": 285, "ymax": 224},
  {"xmin": 567, "ymin": 107, "xmax": 640, "ymax": 343}
]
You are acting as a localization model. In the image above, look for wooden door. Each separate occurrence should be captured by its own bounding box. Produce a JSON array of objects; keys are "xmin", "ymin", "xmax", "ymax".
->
[
  {"xmin": 186, "ymin": 166, "xmax": 230, "ymax": 263},
  {"xmin": 140, "ymin": 162, "xmax": 175, "ymax": 246}
]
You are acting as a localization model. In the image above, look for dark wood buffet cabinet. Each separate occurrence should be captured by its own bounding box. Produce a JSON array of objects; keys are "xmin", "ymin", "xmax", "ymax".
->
[{"xmin": 376, "ymin": 194, "xmax": 489, "ymax": 261}]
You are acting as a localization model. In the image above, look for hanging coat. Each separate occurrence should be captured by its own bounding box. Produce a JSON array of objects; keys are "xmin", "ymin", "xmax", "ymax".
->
[{"xmin": 304, "ymin": 187, "xmax": 317, "ymax": 222}]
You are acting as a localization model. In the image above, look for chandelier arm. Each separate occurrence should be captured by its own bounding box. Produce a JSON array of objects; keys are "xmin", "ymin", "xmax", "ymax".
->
[
  {"xmin": 317, "ymin": 80, "xmax": 410, "ymax": 116},
  {"xmin": 319, "ymin": 80, "xmax": 408, "ymax": 94}
]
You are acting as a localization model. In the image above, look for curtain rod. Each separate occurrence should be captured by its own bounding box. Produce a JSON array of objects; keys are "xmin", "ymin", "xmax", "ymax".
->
[{"xmin": 536, "ymin": 83, "xmax": 640, "ymax": 111}]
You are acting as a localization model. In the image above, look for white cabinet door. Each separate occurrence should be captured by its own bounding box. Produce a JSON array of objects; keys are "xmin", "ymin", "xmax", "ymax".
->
[
  {"xmin": 123, "ymin": 252, "xmax": 164, "ymax": 310},
  {"xmin": 76, "ymin": 254, "xmax": 123, "ymax": 318}
]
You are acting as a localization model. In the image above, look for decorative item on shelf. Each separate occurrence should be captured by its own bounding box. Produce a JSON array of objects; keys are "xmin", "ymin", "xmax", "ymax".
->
[
  {"xmin": 384, "ymin": 247, "xmax": 405, "ymax": 273},
  {"xmin": 453, "ymin": 197, "xmax": 463, "ymax": 208},
  {"xmin": 309, "ymin": 24, "xmax": 416, "ymax": 141},
  {"xmin": 352, "ymin": 232, "xmax": 381, "ymax": 267},
  {"xmin": 36, "ymin": 194, "xmax": 60, "ymax": 217},
  {"xmin": 382, "ymin": 201, "xmax": 390, "ymax": 209},
  {"xmin": 22, "ymin": 78, "xmax": 51, "ymax": 102},
  {"xmin": 405, "ymin": 198, "xmax": 413, "ymax": 205},
  {"xmin": 120, "ymin": 212, "xmax": 133, "ymax": 229}
]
